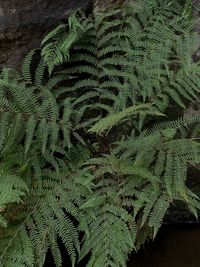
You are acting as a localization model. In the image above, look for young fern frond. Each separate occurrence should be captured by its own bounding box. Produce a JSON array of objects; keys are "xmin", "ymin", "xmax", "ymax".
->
[
  {"xmin": 88, "ymin": 103, "xmax": 163, "ymax": 134},
  {"xmin": 41, "ymin": 11, "xmax": 93, "ymax": 74}
]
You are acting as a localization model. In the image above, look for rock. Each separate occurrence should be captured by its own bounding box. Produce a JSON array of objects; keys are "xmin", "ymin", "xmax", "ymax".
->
[
  {"xmin": 193, "ymin": 0, "xmax": 200, "ymax": 32},
  {"xmin": 0, "ymin": 0, "xmax": 90, "ymax": 69},
  {"xmin": 93, "ymin": 0, "xmax": 124, "ymax": 13}
]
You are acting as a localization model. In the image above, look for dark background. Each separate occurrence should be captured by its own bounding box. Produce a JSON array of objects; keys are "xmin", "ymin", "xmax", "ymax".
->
[{"xmin": 129, "ymin": 224, "xmax": 200, "ymax": 267}]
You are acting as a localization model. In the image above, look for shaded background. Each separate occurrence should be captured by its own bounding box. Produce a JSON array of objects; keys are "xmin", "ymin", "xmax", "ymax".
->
[{"xmin": 128, "ymin": 224, "xmax": 200, "ymax": 267}]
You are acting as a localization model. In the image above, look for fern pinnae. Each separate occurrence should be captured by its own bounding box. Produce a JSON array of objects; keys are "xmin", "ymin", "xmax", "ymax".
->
[
  {"xmin": 64, "ymin": 65, "xmax": 98, "ymax": 76},
  {"xmin": 163, "ymin": 151, "xmax": 175, "ymax": 200},
  {"xmin": 34, "ymin": 58, "xmax": 47, "ymax": 87},
  {"xmin": 48, "ymin": 229, "xmax": 62, "ymax": 267},
  {"xmin": 88, "ymin": 103, "xmax": 155, "ymax": 134},
  {"xmin": 38, "ymin": 118, "xmax": 49, "ymax": 154},
  {"xmin": 2, "ymin": 2, "xmax": 200, "ymax": 266},
  {"xmin": 174, "ymin": 157, "xmax": 187, "ymax": 199},
  {"xmin": 169, "ymin": 80, "xmax": 195, "ymax": 102},
  {"xmin": 50, "ymin": 121, "xmax": 59, "ymax": 153},
  {"xmin": 0, "ymin": 112, "xmax": 9, "ymax": 152},
  {"xmin": 148, "ymin": 194, "xmax": 170, "ymax": 238},
  {"xmin": 154, "ymin": 150, "xmax": 166, "ymax": 177},
  {"xmin": 21, "ymin": 49, "xmax": 36, "ymax": 84},
  {"xmin": 24, "ymin": 115, "xmax": 37, "ymax": 155},
  {"xmin": 41, "ymin": 24, "xmax": 67, "ymax": 46},
  {"xmin": 97, "ymin": 19, "xmax": 122, "ymax": 37},
  {"xmin": 0, "ymin": 97, "xmax": 18, "ymax": 113},
  {"xmin": 141, "ymin": 193, "xmax": 159, "ymax": 227}
]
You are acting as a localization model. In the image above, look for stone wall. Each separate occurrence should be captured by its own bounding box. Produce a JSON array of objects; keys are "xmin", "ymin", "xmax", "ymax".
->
[{"xmin": 0, "ymin": 0, "xmax": 90, "ymax": 69}]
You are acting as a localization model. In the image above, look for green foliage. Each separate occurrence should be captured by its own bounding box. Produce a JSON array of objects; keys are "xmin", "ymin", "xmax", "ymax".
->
[
  {"xmin": 0, "ymin": 146, "xmax": 91, "ymax": 267},
  {"xmin": 1, "ymin": 0, "xmax": 200, "ymax": 267},
  {"xmin": 41, "ymin": 11, "xmax": 93, "ymax": 75}
]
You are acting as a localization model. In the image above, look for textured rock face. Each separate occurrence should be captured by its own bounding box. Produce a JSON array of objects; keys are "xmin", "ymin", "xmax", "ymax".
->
[
  {"xmin": 0, "ymin": 0, "xmax": 90, "ymax": 69},
  {"xmin": 193, "ymin": 0, "xmax": 200, "ymax": 29}
]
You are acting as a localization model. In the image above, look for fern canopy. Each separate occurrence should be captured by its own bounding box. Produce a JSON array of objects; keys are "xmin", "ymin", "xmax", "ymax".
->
[{"xmin": 1, "ymin": 1, "xmax": 200, "ymax": 267}]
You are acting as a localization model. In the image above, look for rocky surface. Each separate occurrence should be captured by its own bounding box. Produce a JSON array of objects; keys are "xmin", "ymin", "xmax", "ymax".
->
[
  {"xmin": 193, "ymin": 0, "xmax": 200, "ymax": 30},
  {"xmin": 0, "ymin": 0, "xmax": 90, "ymax": 69}
]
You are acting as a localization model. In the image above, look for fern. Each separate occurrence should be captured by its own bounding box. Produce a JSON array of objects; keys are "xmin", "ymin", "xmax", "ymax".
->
[
  {"xmin": 41, "ymin": 11, "xmax": 93, "ymax": 74},
  {"xmin": 88, "ymin": 103, "xmax": 164, "ymax": 134},
  {"xmin": 0, "ymin": 170, "xmax": 28, "ymax": 228},
  {"xmin": 1, "ymin": 1, "xmax": 200, "ymax": 267},
  {"xmin": 0, "ymin": 52, "xmax": 74, "ymax": 153},
  {"xmin": 0, "ymin": 148, "xmax": 92, "ymax": 267},
  {"xmin": 79, "ymin": 181, "xmax": 137, "ymax": 267}
]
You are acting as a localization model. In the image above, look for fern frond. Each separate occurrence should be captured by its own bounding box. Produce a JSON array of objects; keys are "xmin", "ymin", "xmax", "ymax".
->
[
  {"xmin": 80, "ymin": 204, "xmax": 135, "ymax": 267},
  {"xmin": 21, "ymin": 50, "xmax": 37, "ymax": 83},
  {"xmin": 89, "ymin": 104, "xmax": 163, "ymax": 134}
]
